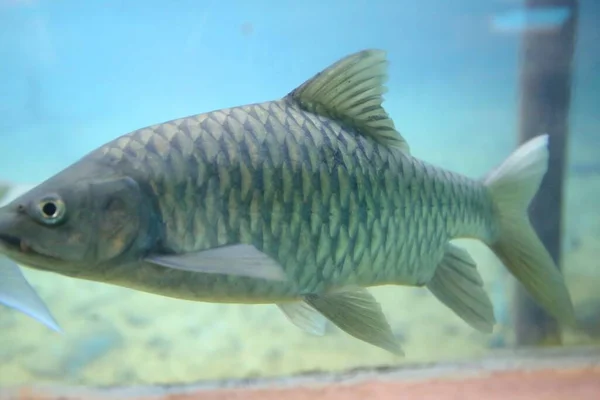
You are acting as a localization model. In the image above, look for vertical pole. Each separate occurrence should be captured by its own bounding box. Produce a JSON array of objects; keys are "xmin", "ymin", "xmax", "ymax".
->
[{"xmin": 514, "ymin": 0, "xmax": 579, "ymax": 345}]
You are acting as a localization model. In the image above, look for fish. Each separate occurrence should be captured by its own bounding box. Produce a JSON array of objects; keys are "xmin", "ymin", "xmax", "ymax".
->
[
  {"xmin": 0, "ymin": 49, "xmax": 575, "ymax": 355},
  {"xmin": 0, "ymin": 181, "xmax": 61, "ymax": 332}
]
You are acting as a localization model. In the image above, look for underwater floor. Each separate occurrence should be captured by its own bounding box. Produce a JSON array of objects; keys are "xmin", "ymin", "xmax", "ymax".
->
[{"xmin": 1, "ymin": 134, "xmax": 599, "ymax": 387}]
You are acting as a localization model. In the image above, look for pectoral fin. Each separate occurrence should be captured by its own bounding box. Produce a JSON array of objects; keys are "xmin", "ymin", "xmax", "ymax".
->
[
  {"xmin": 145, "ymin": 244, "xmax": 287, "ymax": 281},
  {"xmin": 0, "ymin": 256, "xmax": 61, "ymax": 332},
  {"xmin": 305, "ymin": 287, "xmax": 403, "ymax": 356}
]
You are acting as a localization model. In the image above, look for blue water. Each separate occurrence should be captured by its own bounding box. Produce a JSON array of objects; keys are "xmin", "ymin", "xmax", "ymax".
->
[
  {"xmin": 0, "ymin": 0, "xmax": 595, "ymax": 184},
  {"xmin": 0, "ymin": 0, "xmax": 599, "ymax": 388}
]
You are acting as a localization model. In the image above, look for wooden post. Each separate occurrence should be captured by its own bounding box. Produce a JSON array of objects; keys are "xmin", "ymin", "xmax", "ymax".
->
[{"xmin": 514, "ymin": 0, "xmax": 579, "ymax": 346}]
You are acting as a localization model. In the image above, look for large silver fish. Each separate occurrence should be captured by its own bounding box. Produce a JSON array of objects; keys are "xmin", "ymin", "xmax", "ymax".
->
[{"xmin": 0, "ymin": 50, "xmax": 575, "ymax": 354}]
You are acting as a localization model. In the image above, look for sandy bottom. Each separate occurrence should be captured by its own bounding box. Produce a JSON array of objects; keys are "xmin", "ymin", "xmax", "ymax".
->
[{"xmin": 0, "ymin": 139, "xmax": 599, "ymax": 387}]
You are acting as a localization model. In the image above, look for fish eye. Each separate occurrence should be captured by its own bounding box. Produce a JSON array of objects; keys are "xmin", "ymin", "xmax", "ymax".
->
[{"xmin": 36, "ymin": 195, "xmax": 66, "ymax": 224}]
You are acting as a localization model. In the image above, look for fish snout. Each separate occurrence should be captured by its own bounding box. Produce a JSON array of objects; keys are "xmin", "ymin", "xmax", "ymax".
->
[{"xmin": 0, "ymin": 206, "xmax": 25, "ymax": 253}]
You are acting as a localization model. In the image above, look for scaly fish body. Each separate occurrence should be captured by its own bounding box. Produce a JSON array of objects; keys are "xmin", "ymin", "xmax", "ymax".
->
[
  {"xmin": 74, "ymin": 98, "xmax": 494, "ymax": 303},
  {"xmin": 0, "ymin": 50, "xmax": 575, "ymax": 355}
]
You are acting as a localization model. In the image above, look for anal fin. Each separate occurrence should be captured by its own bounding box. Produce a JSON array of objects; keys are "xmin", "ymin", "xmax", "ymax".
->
[
  {"xmin": 427, "ymin": 244, "xmax": 496, "ymax": 333},
  {"xmin": 305, "ymin": 287, "xmax": 403, "ymax": 356},
  {"xmin": 278, "ymin": 301, "xmax": 327, "ymax": 336}
]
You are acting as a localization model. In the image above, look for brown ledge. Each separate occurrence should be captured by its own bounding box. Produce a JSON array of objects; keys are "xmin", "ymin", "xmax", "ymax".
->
[{"xmin": 3, "ymin": 346, "xmax": 600, "ymax": 400}]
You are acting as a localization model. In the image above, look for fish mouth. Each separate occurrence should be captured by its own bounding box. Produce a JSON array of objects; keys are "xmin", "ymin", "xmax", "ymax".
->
[
  {"xmin": 0, "ymin": 233, "xmax": 60, "ymax": 272},
  {"xmin": 0, "ymin": 233, "xmax": 39, "ymax": 255},
  {"xmin": 0, "ymin": 233, "xmax": 22, "ymax": 249}
]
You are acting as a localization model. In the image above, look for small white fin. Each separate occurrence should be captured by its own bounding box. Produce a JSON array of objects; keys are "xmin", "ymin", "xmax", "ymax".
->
[
  {"xmin": 0, "ymin": 181, "xmax": 10, "ymax": 203},
  {"xmin": 305, "ymin": 287, "xmax": 403, "ymax": 356},
  {"xmin": 427, "ymin": 244, "xmax": 496, "ymax": 333},
  {"xmin": 287, "ymin": 49, "xmax": 410, "ymax": 153},
  {"xmin": 0, "ymin": 256, "xmax": 61, "ymax": 332},
  {"xmin": 278, "ymin": 301, "xmax": 327, "ymax": 336},
  {"xmin": 145, "ymin": 244, "xmax": 288, "ymax": 281},
  {"xmin": 483, "ymin": 134, "xmax": 576, "ymax": 327}
]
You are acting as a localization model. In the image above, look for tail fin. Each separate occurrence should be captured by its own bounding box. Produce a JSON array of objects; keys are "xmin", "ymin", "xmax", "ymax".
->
[{"xmin": 483, "ymin": 134, "xmax": 576, "ymax": 327}]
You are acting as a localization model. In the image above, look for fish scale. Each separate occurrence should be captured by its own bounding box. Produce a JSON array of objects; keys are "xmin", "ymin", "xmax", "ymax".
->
[
  {"xmin": 96, "ymin": 99, "xmax": 489, "ymax": 298},
  {"xmin": 0, "ymin": 49, "xmax": 574, "ymax": 355}
]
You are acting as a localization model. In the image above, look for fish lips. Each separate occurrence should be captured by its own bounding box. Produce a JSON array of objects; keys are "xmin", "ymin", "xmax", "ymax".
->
[
  {"xmin": 0, "ymin": 233, "xmax": 36, "ymax": 255},
  {"xmin": 0, "ymin": 233, "xmax": 63, "ymax": 273},
  {"xmin": 0, "ymin": 209, "xmax": 38, "ymax": 255},
  {"xmin": 0, "ymin": 233, "xmax": 21, "ymax": 249}
]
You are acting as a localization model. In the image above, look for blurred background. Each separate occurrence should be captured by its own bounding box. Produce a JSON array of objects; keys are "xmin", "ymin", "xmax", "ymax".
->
[{"xmin": 0, "ymin": 0, "xmax": 598, "ymax": 387}]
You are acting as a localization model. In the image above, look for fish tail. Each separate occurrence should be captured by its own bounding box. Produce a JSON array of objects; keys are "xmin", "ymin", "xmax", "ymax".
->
[{"xmin": 482, "ymin": 134, "xmax": 576, "ymax": 327}]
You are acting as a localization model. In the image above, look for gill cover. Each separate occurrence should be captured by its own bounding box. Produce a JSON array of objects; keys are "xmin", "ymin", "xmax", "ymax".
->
[{"xmin": 87, "ymin": 176, "xmax": 148, "ymax": 263}]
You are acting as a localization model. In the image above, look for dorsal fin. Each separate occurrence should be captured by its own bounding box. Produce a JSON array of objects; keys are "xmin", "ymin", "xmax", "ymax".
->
[{"xmin": 286, "ymin": 49, "xmax": 410, "ymax": 153}]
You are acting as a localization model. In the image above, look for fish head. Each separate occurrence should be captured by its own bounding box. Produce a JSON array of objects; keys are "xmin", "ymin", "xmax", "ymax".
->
[{"xmin": 0, "ymin": 162, "xmax": 153, "ymax": 277}]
